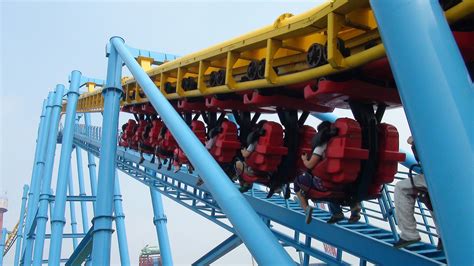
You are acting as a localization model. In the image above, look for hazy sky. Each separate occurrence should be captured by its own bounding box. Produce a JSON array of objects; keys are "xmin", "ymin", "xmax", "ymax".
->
[{"xmin": 0, "ymin": 1, "xmax": 415, "ymax": 265}]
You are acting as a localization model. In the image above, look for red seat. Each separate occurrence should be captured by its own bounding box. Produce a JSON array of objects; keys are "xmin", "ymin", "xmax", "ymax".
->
[
  {"xmin": 305, "ymin": 118, "xmax": 368, "ymax": 200},
  {"xmin": 119, "ymin": 119, "xmax": 137, "ymax": 147},
  {"xmin": 146, "ymin": 119, "xmax": 164, "ymax": 148},
  {"xmin": 209, "ymin": 121, "xmax": 240, "ymax": 164},
  {"xmin": 312, "ymin": 118, "xmax": 369, "ymax": 184},
  {"xmin": 157, "ymin": 128, "xmax": 178, "ymax": 158},
  {"xmin": 174, "ymin": 121, "xmax": 207, "ymax": 165},
  {"xmin": 130, "ymin": 120, "xmax": 148, "ymax": 150},
  {"xmin": 242, "ymin": 122, "xmax": 288, "ymax": 184},
  {"xmin": 368, "ymin": 123, "xmax": 406, "ymax": 197}
]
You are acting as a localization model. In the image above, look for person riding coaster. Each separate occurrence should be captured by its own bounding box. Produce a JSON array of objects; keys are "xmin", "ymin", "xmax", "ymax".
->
[
  {"xmin": 294, "ymin": 121, "xmax": 361, "ymax": 224},
  {"xmin": 152, "ymin": 125, "xmax": 178, "ymax": 171},
  {"xmin": 234, "ymin": 120, "xmax": 288, "ymax": 194},
  {"xmin": 137, "ymin": 115, "xmax": 155, "ymax": 164}
]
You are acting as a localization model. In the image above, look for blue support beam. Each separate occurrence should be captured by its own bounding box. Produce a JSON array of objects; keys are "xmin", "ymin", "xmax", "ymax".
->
[
  {"xmin": 111, "ymin": 37, "xmax": 294, "ymax": 265},
  {"xmin": 84, "ymin": 113, "xmax": 98, "ymax": 212},
  {"xmin": 67, "ymin": 166, "xmax": 79, "ymax": 249},
  {"xmin": 91, "ymin": 38, "xmax": 123, "ymax": 266},
  {"xmin": 22, "ymin": 95, "xmax": 52, "ymax": 264},
  {"xmin": 65, "ymin": 227, "xmax": 94, "ymax": 266},
  {"xmin": 106, "ymin": 43, "xmax": 178, "ymax": 65},
  {"xmin": 192, "ymin": 234, "xmax": 243, "ymax": 266},
  {"xmin": 150, "ymin": 186, "xmax": 173, "ymax": 266},
  {"xmin": 49, "ymin": 70, "xmax": 82, "ymax": 266},
  {"xmin": 32, "ymin": 85, "xmax": 65, "ymax": 265},
  {"xmin": 75, "ymin": 145, "xmax": 90, "ymax": 233},
  {"xmin": 14, "ymin": 185, "xmax": 29, "ymax": 266},
  {"xmin": 113, "ymin": 172, "xmax": 130, "ymax": 266},
  {"xmin": 0, "ymin": 228, "xmax": 7, "ymax": 266},
  {"xmin": 370, "ymin": 1, "xmax": 473, "ymax": 264}
]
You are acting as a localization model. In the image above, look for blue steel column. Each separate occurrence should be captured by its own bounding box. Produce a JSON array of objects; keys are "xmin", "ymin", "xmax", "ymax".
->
[
  {"xmin": 48, "ymin": 70, "xmax": 82, "ymax": 265},
  {"xmin": 113, "ymin": 172, "xmax": 130, "ymax": 266},
  {"xmin": 84, "ymin": 113, "xmax": 98, "ymax": 212},
  {"xmin": 67, "ymin": 166, "xmax": 79, "ymax": 249},
  {"xmin": 112, "ymin": 37, "xmax": 293, "ymax": 265},
  {"xmin": 370, "ymin": 1, "xmax": 474, "ymax": 263},
  {"xmin": 75, "ymin": 146, "xmax": 90, "ymax": 232},
  {"xmin": 14, "ymin": 185, "xmax": 29, "ymax": 266},
  {"xmin": 32, "ymin": 85, "xmax": 65, "ymax": 265},
  {"xmin": 0, "ymin": 228, "xmax": 7, "ymax": 266},
  {"xmin": 91, "ymin": 38, "xmax": 123, "ymax": 266},
  {"xmin": 150, "ymin": 187, "xmax": 173, "ymax": 266},
  {"xmin": 22, "ymin": 95, "xmax": 53, "ymax": 264}
]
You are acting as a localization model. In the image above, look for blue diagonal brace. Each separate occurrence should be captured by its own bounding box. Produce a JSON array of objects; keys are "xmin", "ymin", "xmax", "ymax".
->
[{"xmin": 192, "ymin": 234, "xmax": 243, "ymax": 266}]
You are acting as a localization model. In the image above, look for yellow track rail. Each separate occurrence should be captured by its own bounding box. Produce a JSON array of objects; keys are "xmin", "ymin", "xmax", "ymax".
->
[{"xmin": 68, "ymin": 0, "xmax": 473, "ymax": 113}]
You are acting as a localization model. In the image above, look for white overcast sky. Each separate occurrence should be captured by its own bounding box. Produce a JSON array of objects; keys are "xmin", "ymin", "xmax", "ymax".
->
[{"xmin": 0, "ymin": 1, "xmax": 415, "ymax": 265}]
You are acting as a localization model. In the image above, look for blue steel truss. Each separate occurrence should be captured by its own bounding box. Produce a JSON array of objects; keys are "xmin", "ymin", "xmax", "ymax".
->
[
  {"xmin": 73, "ymin": 124, "xmax": 446, "ymax": 265},
  {"xmin": 5, "ymin": 2, "xmax": 472, "ymax": 264}
]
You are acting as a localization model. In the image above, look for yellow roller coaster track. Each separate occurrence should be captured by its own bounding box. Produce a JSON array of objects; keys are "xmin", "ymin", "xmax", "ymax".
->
[{"xmin": 66, "ymin": 0, "xmax": 473, "ymax": 113}]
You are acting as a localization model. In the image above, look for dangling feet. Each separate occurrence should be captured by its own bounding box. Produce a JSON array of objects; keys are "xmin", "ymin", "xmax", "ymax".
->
[
  {"xmin": 348, "ymin": 203, "xmax": 362, "ymax": 224},
  {"xmin": 139, "ymin": 156, "xmax": 145, "ymax": 164}
]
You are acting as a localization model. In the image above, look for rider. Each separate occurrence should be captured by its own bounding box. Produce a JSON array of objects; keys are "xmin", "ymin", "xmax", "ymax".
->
[
  {"xmin": 294, "ymin": 121, "xmax": 361, "ymax": 224},
  {"xmin": 393, "ymin": 136, "xmax": 442, "ymax": 249}
]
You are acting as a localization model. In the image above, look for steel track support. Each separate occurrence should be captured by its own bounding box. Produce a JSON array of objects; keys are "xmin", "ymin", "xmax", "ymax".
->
[
  {"xmin": 113, "ymin": 171, "xmax": 130, "ymax": 266},
  {"xmin": 111, "ymin": 37, "xmax": 294, "ymax": 265},
  {"xmin": 22, "ymin": 96, "xmax": 52, "ymax": 265},
  {"xmin": 32, "ymin": 85, "xmax": 64, "ymax": 265},
  {"xmin": 48, "ymin": 70, "xmax": 82, "ymax": 265},
  {"xmin": 150, "ymin": 184, "xmax": 173, "ymax": 266},
  {"xmin": 192, "ymin": 234, "xmax": 243, "ymax": 266},
  {"xmin": 370, "ymin": 1, "xmax": 473, "ymax": 263},
  {"xmin": 13, "ymin": 185, "xmax": 29, "ymax": 266},
  {"xmin": 90, "ymin": 37, "xmax": 123, "ymax": 266}
]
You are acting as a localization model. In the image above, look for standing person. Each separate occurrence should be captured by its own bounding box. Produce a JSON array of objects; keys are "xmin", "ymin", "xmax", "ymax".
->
[{"xmin": 393, "ymin": 136, "xmax": 442, "ymax": 249}]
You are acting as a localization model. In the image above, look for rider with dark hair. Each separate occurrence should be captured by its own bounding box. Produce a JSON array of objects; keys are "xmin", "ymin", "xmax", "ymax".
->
[{"xmin": 234, "ymin": 120, "xmax": 267, "ymax": 192}]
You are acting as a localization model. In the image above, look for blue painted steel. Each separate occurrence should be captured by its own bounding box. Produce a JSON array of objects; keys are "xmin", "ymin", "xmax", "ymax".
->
[
  {"xmin": 49, "ymin": 70, "xmax": 82, "ymax": 265},
  {"xmin": 0, "ymin": 228, "xmax": 7, "ymax": 266},
  {"xmin": 192, "ymin": 234, "xmax": 243, "ymax": 266},
  {"xmin": 23, "ymin": 94, "xmax": 53, "ymax": 264},
  {"xmin": 149, "ymin": 186, "xmax": 173, "ymax": 266},
  {"xmin": 65, "ymin": 227, "xmax": 94, "ymax": 266},
  {"xmin": 84, "ymin": 113, "xmax": 98, "ymax": 212},
  {"xmin": 370, "ymin": 1, "xmax": 473, "ymax": 264},
  {"xmin": 91, "ymin": 37, "xmax": 124, "ymax": 266},
  {"xmin": 113, "ymin": 171, "xmax": 130, "ymax": 266},
  {"xmin": 14, "ymin": 185, "xmax": 29, "ymax": 266},
  {"xmin": 76, "ymin": 76, "xmax": 105, "ymax": 88},
  {"xmin": 112, "ymin": 37, "xmax": 294, "ymax": 265},
  {"xmin": 75, "ymin": 127, "xmax": 446, "ymax": 266},
  {"xmin": 67, "ymin": 166, "xmax": 79, "ymax": 249},
  {"xmin": 32, "ymin": 85, "xmax": 65, "ymax": 265},
  {"xmin": 106, "ymin": 43, "xmax": 178, "ymax": 65},
  {"xmin": 75, "ymin": 146, "xmax": 90, "ymax": 233}
]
